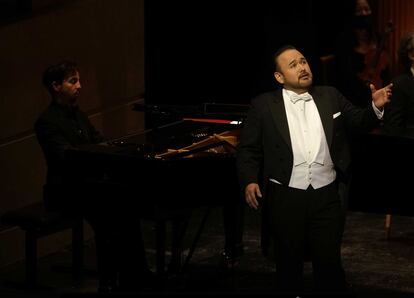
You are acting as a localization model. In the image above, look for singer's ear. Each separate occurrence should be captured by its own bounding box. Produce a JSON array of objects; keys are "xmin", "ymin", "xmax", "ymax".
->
[{"xmin": 274, "ymin": 72, "xmax": 284, "ymax": 84}]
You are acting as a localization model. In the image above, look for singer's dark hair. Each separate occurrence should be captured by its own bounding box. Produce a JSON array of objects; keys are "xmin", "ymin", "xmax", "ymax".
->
[{"xmin": 273, "ymin": 45, "xmax": 297, "ymax": 72}]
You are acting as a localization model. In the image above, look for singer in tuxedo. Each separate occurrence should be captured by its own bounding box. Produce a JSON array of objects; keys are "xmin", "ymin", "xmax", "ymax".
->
[{"xmin": 236, "ymin": 45, "xmax": 392, "ymax": 292}]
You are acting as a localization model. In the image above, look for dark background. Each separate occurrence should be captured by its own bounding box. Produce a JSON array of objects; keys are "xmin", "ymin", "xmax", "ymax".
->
[
  {"xmin": 144, "ymin": 1, "xmax": 353, "ymax": 105},
  {"xmin": 0, "ymin": 0, "xmax": 357, "ymax": 105}
]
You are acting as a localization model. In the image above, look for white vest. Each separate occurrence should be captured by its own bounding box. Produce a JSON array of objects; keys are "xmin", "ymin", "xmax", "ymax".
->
[{"xmin": 283, "ymin": 89, "xmax": 336, "ymax": 190}]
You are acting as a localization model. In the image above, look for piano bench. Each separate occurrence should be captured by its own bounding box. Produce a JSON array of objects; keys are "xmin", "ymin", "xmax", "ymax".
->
[{"xmin": 0, "ymin": 202, "xmax": 84, "ymax": 289}]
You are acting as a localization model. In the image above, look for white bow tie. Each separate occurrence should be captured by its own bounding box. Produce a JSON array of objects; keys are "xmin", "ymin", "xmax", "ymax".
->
[{"xmin": 290, "ymin": 92, "xmax": 312, "ymax": 104}]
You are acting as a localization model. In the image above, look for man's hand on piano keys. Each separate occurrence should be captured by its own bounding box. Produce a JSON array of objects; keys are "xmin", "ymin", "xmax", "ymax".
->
[{"xmin": 245, "ymin": 183, "xmax": 262, "ymax": 210}]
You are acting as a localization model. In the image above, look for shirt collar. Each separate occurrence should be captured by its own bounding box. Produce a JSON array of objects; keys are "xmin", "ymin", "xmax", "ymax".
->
[{"xmin": 284, "ymin": 89, "xmax": 312, "ymax": 104}]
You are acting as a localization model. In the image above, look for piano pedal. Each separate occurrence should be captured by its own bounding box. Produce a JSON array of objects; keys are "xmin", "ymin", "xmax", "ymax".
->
[
  {"xmin": 219, "ymin": 249, "xmax": 243, "ymax": 270},
  {"xmin": 166, "ymin": 258, "xmax": 183, "ymax": 275}
]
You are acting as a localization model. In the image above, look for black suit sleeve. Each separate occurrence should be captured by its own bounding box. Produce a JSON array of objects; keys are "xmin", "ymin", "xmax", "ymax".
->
[{"xmin": 236, "ymin": 100, "xmax": 263, "ymax": 191}]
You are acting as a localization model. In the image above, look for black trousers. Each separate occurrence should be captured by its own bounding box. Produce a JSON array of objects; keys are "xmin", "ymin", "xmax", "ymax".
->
[{"xmin": 262, "ymin": 181, "xmax": 346, "ymax": 292}]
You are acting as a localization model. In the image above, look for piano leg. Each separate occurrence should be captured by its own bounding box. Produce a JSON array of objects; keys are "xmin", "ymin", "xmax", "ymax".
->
[
  {"xmin": 155, "ymin": 220, "xmax": 166, "ymax": 276},
  {"xmin": 168, "ymin": 218, "xmax": 189, "ymax": 274},
  {"xmin": 181, "ymin": 207, "xmax": 212, "ymax": 272},
  {"xmin": 155, "ymin": 216, "xmax": 190, "ymax": 276},
  {"xmin": 222, "ymin": 199, "xmax": 245, "ymax": 266}
]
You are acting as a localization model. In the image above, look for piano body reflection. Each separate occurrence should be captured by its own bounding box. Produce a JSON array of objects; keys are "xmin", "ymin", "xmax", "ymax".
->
[{"xmin": 66, "ymin": 103, "xmax": 248, "ymax": 274}]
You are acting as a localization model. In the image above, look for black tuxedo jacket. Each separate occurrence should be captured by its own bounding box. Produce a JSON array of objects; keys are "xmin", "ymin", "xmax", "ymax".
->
[{"xmin": 236, "ymin": 86, "xmax": 380, "ymax": 190}]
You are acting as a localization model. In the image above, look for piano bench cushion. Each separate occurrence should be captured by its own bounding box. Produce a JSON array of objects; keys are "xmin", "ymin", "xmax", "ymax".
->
[{"xmin": 1, "ymin": 202, "xmax": 80, "ymax": 232}]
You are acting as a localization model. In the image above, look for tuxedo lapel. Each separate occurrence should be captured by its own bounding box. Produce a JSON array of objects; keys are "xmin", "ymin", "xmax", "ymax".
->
[
  {"xmin": 311, "ymin": 88, "xmax": 333, "ymax": 147},
  {"xmin": 266, "ymin": 88, "xmax": 334, "ymax": 152},
  {"xmin": 266, "ymin": 90, "xmax": 292, "ymax": 152}
]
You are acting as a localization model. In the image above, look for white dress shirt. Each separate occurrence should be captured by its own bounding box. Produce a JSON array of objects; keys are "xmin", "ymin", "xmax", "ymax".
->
[
  {"xmin": 268, "ymin": 88, "xmax": 384, "ymax": 190},
  {"xmin": 280, "ymin": 89, "xmax": 336, "ymax": 190}
]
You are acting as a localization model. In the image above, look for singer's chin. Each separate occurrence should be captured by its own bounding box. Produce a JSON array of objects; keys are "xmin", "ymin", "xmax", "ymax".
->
[{"xmin": 298, "ymin": 78, "xmax": 312, "ymax": 88}]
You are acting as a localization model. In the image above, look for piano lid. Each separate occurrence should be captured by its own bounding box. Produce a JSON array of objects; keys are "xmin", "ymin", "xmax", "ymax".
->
[
  {"xmin": 108, "ymin": 118, "xmax": 241, "ymax": 159},
  {"xmin": 133, "ymin": 102, "xmax": 249, "ymax": 120}
]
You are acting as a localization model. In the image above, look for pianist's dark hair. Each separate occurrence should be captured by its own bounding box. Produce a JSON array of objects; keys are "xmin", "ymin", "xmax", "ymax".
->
[{"xmin": 42, "ymin": 61, "xmax": 79, "ymax": 95}]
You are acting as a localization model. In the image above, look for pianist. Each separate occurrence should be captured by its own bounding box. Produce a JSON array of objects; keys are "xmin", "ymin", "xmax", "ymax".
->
[{"xmin": 34, "ymin": 61, "xmax": 154, "ymax": 292}]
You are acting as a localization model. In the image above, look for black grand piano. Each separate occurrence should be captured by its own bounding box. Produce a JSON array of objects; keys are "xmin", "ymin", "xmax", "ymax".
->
[{"xmin": 66, "ymin": 103, "xmax": 248, "ymax": 275}]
